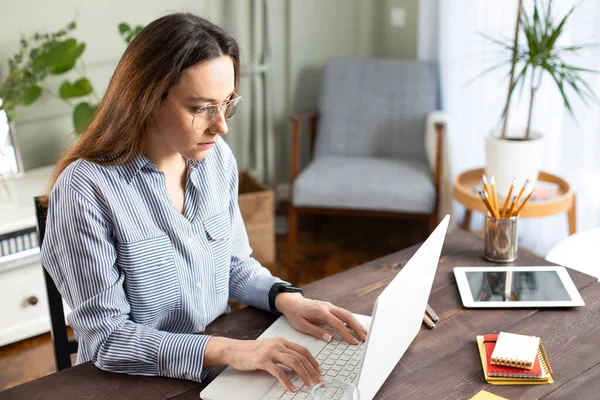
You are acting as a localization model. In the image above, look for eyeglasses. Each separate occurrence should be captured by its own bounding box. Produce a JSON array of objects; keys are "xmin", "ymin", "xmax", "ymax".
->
[{"xmin": 169, "ymin": 92, "xmax": 243, "ymax": 132}]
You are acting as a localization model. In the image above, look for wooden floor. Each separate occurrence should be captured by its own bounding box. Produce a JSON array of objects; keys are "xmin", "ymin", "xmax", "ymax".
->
[{"xmin": 0, "ymin": 214, "xmax": 427, "ymax": 391}]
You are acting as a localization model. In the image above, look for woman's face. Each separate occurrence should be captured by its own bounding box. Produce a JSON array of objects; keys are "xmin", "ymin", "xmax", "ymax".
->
[{"xmin": 150, "ymin": 55, "xmax": 235, "ymax": 161}]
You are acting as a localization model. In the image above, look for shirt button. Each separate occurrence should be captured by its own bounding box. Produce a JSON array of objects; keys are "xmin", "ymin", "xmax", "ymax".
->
[
  {"xmin": 184, "ymin": 373, "xmax": 192, "ymax": 380},
  {"xmin": 188, "ymin": 237, "xmax": 194, "ymax": 244},
  {"xmin": 162, "ymin": 368, "xmax": 169, "ymax": 376},
  {"xmin": 196, "ymin": 282, "xmax": 202, "ymax": 289}
]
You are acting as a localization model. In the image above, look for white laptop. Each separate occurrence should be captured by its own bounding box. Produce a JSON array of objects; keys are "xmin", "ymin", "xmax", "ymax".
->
[{"xmin": 201, "ymin": 215, "xmax": 450, "ymax": 400}]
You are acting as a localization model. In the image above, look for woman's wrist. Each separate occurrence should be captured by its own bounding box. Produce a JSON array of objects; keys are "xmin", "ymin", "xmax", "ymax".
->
[
  {"xmin": 274, "ymin": 292, "xmax": 304, "ymax": 315},
  {"xmin": 204, "ymin": 336, "xmax": 239, "ymax": 367}
]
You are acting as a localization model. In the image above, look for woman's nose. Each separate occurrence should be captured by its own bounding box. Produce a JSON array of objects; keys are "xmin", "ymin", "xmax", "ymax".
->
[{"xmin": 209, "ymin": 108, "xmax": 228, "ymax": 136}]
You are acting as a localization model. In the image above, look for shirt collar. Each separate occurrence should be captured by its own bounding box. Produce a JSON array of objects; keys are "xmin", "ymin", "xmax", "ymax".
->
[
  {"xmin": 116, "ymin": 154, "xmax": 154, "ymax": 184},
  {"xmin": 117, "ymin": 154, "xmax": 205, "ymax": 184}
]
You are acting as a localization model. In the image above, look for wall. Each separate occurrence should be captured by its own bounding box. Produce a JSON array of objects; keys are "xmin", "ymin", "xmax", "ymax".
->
[
  {"xmin": 0, "ymin": 0, "xmax": 214, "ymax": 170},
  {"xmin": 376, "ymin": 0, "xmax": 420, "ymax": 58},
  {"xmin": 1, "ymin": 0, "xmax": 422, "ymax": 184}
]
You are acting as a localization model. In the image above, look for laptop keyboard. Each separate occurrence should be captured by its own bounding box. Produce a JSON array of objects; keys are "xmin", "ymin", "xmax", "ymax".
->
[{"xmin": 262, "ymin": 322, "xmax": 371, "ymax": 400}]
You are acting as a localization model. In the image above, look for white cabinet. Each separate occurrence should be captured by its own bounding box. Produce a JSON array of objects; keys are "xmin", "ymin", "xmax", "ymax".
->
[
  {"xmin": 0, "ymin": 261, "xmax": 52, "ymax": 345},
  {"xmin": 0, "ymin": 166, "xmax": 69, "ymax": 347}
]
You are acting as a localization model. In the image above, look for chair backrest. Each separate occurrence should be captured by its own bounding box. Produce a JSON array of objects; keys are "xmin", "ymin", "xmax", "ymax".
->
[
  {"xmin": 314, "ymin": 58, "xmax": 439, "ymax": 161},
  {"xmin": 34, "ymin": 195, "xmax": 78, "ymax": 371}
]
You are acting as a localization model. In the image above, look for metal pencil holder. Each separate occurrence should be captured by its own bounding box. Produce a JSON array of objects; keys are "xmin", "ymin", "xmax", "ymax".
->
[{"xmin": 484, "ymin": 212, "xmax": 518, "ymax": 263}]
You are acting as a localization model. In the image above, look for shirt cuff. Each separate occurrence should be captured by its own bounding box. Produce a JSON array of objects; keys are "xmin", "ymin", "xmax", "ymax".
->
[
  {"xmin": 157, "ymin": 333, "xmax": 211, "ymax": 381},
  {"xmin": 243, "ymin": 274, "xmax": 287, "ymax": 312}
]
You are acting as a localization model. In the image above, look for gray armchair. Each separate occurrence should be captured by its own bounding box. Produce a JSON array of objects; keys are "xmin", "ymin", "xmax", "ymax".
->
[{"xmin": 288, "ymin": 58, "xmax": 445, "ymax": 281}]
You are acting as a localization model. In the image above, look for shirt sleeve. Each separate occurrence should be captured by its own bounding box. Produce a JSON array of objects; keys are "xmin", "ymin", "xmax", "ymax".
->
[
  {"xmin": 225, "ymin": 156, "xmax": 285, "ymax": 311},
  {"xmin": 41, "ymin": 179, "xmax": 211, "ymax": 382}
]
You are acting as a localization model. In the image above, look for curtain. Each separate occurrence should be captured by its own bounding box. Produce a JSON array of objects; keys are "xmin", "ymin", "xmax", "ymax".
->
[
  {"xmin": 207, "ymin": 0, "xmax": 277, "ymax": 186},
  {"xmin": 439, "ymin": 0, "xmax": 600, "ymax": 256}
]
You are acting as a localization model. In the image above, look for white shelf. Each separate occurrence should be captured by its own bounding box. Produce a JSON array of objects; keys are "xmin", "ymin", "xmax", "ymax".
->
[{"xmin": 0, "ymin": 165, "xmax": 54, "ymax": 235}]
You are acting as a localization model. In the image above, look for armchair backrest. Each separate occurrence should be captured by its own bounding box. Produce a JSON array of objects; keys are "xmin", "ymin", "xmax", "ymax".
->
[{"xmin": 314, "ymin": 58, "xmax": 439, "ymax": 162}]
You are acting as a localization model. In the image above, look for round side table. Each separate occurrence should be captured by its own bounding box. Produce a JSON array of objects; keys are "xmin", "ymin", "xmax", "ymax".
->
[{"xmin": 453, "ymin": 168, "xmax": 576, "ymax": 235}]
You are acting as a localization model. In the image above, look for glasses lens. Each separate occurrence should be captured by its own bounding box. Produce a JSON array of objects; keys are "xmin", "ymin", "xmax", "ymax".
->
[
  {"xmin": 192, "ymin": 95, "xmax": 243, "ymax": 131},
  {"xmin": 224, "ymin": 96, "xmax": 242, "ymax": 120}
]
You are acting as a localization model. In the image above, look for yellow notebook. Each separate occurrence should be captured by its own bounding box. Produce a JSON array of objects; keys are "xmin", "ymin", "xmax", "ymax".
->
[{"xmin": 476, "ymin": 335, "xmax": 554, "ymax": 385}]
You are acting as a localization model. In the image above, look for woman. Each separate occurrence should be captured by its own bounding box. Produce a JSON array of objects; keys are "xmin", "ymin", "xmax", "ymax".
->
[{"xmin": 41, "ymin": 13, "xmax": 366, "ymax": 393}]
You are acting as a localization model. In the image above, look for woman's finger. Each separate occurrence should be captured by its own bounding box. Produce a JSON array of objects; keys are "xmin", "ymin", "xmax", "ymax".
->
[
  {"xmin": 322, "ymin": 313, "xmax": 358, "ymax": 344},
  {"xmin": 330, "ymin": 307, "xmax": 368, "ymax": 342},
  {"xmin": 264, "ymin": 362, "xmax": 295, "ymax": 393},
  {"xmin": 275, "ymin": 353, "xmax": 313, "ymax": 389},
  {"xmin": 294, "ymin": 319, "xmax": 335, "ymax": 344},
  {"xmin": 280, "ymin": 346, "xmax": 322, "ymax": 386},
  {"xmin": 284, "ymin": 340, "xmax": 321, "ymax": 374}
]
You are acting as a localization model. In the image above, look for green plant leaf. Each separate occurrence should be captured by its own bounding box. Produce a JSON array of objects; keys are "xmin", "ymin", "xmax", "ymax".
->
[
  {"xmin": 59, "ymin": 78, "xmax": 93, "ymax": 99},
  {"xmin": 546, "ymin": 6, "xmax": 575, "ymax": 52},
  {"xmin": 119, "ymin": 23, "xmax": 131, "ymax": 35},
  {"xmin": 45, "ymin": 39, "xmax": 86, "ymax": 75},
  {"xmin": 464, "ymin": 59, "xmax": 512, "ymax": 86},
  {"xmin": 73, "ymin": 102, "xmax": 96, "ymax": 133},
  {"xmin": 22, "ymin": 85, "xmax": 42, "ymax": 105}
]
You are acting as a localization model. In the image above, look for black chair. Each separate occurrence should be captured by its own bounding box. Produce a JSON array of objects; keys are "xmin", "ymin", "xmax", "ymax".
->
[{"xmin": 34, "ymin": 195, "xmax": 78, "ymax": 371}]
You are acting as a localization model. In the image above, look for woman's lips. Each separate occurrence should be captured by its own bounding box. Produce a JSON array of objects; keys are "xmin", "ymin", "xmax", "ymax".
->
[{"xmin": 198, "ymin": 141, "xmax": 215, "ymax": 150}]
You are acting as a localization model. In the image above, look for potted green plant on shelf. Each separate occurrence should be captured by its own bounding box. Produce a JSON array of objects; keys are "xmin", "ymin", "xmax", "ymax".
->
[
  {"xmin": 0, "ymin": 21, "xmax": 144, "ymax": 133},
  {"xmin": 479, "ymin": 0, "xmax": 599, "ymax": 197}
]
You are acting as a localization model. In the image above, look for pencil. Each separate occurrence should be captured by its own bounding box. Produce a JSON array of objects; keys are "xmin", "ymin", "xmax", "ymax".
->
[
  {"xmin": 514, "ymin": 189, "xmax": 535, "ymax": 216},
  {"xmin": 490, "ymin": 176, "xmax": 499, "ymax": 216},
  {"xmin": 482, "ymin": 174, "xmax": 492, "ymax": 199},
  {"xmin": 501, "ymin": 178, "xmax": 516, "ymax": 218},
  {"xmin": 507, "ymin": 195, "xmax": 518, "ymax": 217},
  {"xmin": 479, "ymin": 190, "xmax": 499, "ymax": 218},
  {"xmin": 511, "ymin": 179, "xmax": 529, "ymax": 216}
]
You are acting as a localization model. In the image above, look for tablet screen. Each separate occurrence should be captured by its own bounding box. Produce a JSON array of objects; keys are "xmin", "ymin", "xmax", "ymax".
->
[{"xmin": 466, "ymin": 270, "xmax": 572, "ymax": 302}]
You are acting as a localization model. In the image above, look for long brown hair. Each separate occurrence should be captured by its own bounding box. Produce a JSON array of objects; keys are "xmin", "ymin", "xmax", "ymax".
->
[{"xmin": 46, "ymin": 13, "xmax": 240, "ymax": 195}]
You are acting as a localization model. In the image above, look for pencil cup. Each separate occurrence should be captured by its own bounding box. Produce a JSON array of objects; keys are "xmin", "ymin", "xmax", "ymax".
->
[{"xmin": 484, "ymin": 213, "xmax": 518, "ymax": 263}]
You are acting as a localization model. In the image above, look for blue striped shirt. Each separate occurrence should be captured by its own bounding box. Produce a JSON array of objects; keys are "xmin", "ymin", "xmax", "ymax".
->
[{"xmin": 40, "ymin": 138, "xmax": 283, "ymax": 382}]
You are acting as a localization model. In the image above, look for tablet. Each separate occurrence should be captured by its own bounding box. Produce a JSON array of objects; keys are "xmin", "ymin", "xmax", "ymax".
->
[{"xmin": 453, "ymin": 266, "xmax": 585, "ymax": 308}]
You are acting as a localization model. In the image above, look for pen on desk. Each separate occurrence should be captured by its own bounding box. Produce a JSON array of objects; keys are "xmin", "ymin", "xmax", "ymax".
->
[
  {"xmin": 423, "ymin": 314, "xmax": 436, "ymax": 329},
  {"xmin": 426, "ymin": 304, "xmax": 439, "ymax": 322},
  {"xmin": 501, "ymin": 178, "xmax": 516, "ymax": 218}
]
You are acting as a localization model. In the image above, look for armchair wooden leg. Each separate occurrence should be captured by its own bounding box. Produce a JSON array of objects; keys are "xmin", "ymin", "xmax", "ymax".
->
[
  {"xmin": 428, "ymin": 213, "xmax": 438, "ymax": 234},
  {"xmin": 287, "ymin": 207, "xmax": 298, "ymax": 283}
]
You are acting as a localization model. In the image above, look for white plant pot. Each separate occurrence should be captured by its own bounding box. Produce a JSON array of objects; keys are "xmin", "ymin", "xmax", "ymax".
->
[{"xmin": 485, "ymin": 129, "xmax": 544, "ymax": 199}]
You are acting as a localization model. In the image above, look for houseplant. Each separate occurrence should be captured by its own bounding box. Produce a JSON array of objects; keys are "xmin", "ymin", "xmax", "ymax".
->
[
  {"xmin": 480, "ymin": 0, "xmax": 599, "ymax": 197},
  {"xmin": 0, "ymin": 21, "xmax": 143, "ymax": 133}
]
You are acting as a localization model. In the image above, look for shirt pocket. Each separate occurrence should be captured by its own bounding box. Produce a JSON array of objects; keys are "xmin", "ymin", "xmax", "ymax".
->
[
  {"xmin": 116, "ymin": 235, "xmax": 181, "ymax": 325},
  {"xmin": 204, "ymin": 211, "xmax": 232, "ymax": 294}
]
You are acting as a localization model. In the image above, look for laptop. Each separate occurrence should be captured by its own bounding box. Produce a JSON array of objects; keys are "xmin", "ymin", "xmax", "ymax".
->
[{"xmin": 201, "ymin": 214, "xmax": 450, "ymax": 400}]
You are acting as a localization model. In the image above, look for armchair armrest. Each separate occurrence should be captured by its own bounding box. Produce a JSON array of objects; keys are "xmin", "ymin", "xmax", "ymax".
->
[
  {"xmin": 289, "ymin": 111, "xmax": 319, "ymax": 185},
  {"xmin": 425, "ymin": 111, "xmax": 447, "ymax": 215}
]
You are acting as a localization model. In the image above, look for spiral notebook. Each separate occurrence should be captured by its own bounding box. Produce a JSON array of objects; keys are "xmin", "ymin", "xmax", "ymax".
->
[
  {"xmin": 476, "ymin": 334, "xmax": 554, "ymax": 385},
  {"xmin": 490, "ymin": 332, "xmax": 540, "ymax": 369}
]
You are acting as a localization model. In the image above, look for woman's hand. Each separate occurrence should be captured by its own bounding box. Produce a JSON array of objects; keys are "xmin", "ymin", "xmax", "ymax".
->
[
  {"xmin": 204, "ymin": 336, "xmax": 322, "ymax": 392},
  {"xmin": 275, "ymin": 293, "xmax": 368, "ymax": 344}
]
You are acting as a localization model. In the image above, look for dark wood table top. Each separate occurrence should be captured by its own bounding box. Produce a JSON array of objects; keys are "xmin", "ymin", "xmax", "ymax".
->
[{"xmin": 2, "ymin": 229, "xmax": 599, "ymax": 400}]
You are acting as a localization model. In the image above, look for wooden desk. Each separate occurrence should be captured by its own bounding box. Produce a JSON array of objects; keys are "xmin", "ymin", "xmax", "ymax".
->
[
  {"xmin": 2, "ymin": 230, "xmax": 599, "ymax": 400},
  {"xmin": 453, "ymin": 168, "xmax": 577, "ymax": 235}
]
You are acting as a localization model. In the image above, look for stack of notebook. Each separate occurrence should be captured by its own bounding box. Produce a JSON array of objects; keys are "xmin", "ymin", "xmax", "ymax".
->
[{"xmin": 476, "ymin": 332, "xmax": 554, "ymax": 385}]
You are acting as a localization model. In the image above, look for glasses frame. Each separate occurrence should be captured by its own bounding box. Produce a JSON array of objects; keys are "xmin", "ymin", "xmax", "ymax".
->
[{"xmin": 169, "ymin": 92, "xmax": 243, "ymax": 131}]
